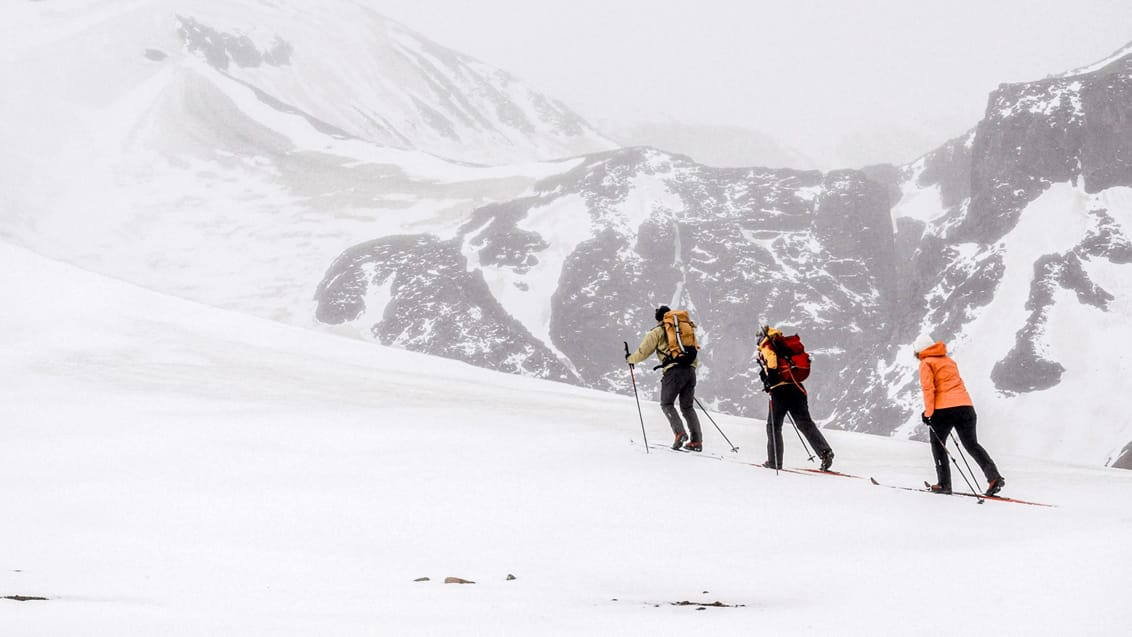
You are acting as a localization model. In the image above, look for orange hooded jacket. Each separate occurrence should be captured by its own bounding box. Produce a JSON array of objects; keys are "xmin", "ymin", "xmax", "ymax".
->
[{"xmin": 917, "ymin": 341, "xmax": 973, "ymax": 417}]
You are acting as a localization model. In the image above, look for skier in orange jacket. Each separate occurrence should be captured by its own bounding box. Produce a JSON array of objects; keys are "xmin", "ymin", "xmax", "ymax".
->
[{"xmin": 913, "ymin": 334, "xmax": 1005, "ymax": 496}]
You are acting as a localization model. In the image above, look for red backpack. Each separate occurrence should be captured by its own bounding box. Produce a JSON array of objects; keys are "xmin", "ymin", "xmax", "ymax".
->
[{"xmin": 772, "ymin": 333, "xmax": 811, "ymax": 383}]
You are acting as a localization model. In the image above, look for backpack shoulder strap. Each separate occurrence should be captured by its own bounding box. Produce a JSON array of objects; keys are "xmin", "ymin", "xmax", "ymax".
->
[{"xmin": 768, "ymin": 334, "xmax": 787, "ymax": 357}]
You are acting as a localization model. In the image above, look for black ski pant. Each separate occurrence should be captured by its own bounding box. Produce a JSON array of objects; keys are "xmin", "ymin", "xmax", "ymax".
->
[
  {"xmin": 928, "ymin": 405, "xmax": 1002, "ymax": 489},
  {"xmin": 765, "ymin": 383, "xmax": 831, "ymax": 467},
  {"xmin": 660, "ymin": 365, "xmax": 702, "ymax": 443}
]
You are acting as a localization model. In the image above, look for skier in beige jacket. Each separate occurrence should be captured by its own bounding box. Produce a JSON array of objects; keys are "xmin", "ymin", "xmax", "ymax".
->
[{"xmin": 626, "ymin": 305, "xmax": 703, "ymax": 451}]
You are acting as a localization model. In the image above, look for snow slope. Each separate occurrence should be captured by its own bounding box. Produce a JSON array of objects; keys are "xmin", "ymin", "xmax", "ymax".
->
[
  {"xmin": 1, "ymin": 0, "xmax": 613, "ymax": 165},
  {"xmin": 890, "ymin": 176, "xmax": 1132, "ymax": 467},
  {"xmin": 2, "ymin": 241, "xmax": 1130, "ymax": 636},
  {"xmin": 0, "ymin": 0, "xmax": 597, "ymax": 327}
]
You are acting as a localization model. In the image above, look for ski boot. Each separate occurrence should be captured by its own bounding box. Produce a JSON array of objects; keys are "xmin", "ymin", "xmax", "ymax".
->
[
  {"xmin": 985, "ymin": 476, "xmax": 1006, "ymax": 497},
  {"xmin": 819, "ymin": 450, "xmax": 835, "ymax": 472}
]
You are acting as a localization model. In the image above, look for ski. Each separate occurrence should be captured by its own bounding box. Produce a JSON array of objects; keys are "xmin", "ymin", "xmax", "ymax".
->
[
  {"xmin": 869, "ymin": 476, "xmax": 983, "ymax": 501},
  {"xmin": 923, "ymin": 480, "xmax": 983, "ymax": 503},
  {"xmin": 868, "ymin": 477, "xmax": 923, "ymax": 492},
  {"xmin": 921, "ymin": 481, "xmax": 1054, "ymax": 507},
  {"xmin": 748, "ymin": 463, "xmax": 813, "ymax": 476},
  {"xmin": 795, "ymin": 467, "xmax": 862, "ymax": 479},
  {"xmin": 639, "ymin": 441, "xmax": 812, "ymax": 474},
  {"xmin": 867, "ymin": 477, "xmax": 1053, "ymax": 507},
  {"xmin": 637, "ymin": 438, "xmax": 1055, "ymax": 506},
  {"xmin": 645, "ymin": 442, "xmax": 727, "ymax": 460},
  {"xmin": 870, "ymin": 477, "xmax": 983, "ymax": 502}
]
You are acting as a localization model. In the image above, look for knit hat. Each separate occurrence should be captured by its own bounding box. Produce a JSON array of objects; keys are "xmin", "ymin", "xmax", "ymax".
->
[
  {"xmin": 912, "ymin": 334, "xmax": 935, "ymax": 354},
  {"xmin": 654, "ymin": 305, "xmax": 671, "ymax": 322}
]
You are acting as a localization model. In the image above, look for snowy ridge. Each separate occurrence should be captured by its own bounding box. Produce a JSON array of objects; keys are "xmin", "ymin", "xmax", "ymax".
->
[
  {"xmin": 0, "ymin": 0, "xmax": 595, "ymax": 330},
  {"xmin": 1057, "ymin": 39, "xmax": 1132, "ymax": 78},
  {"xmin": 165, "ymin": 0, "xmax": 617, "ymax": 164}
]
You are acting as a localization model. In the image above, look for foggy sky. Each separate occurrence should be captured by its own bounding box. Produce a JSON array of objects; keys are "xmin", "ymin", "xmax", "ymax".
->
[{"xmin": 374, "ymin": 0, "xmax": 1132, "ymax": 169}]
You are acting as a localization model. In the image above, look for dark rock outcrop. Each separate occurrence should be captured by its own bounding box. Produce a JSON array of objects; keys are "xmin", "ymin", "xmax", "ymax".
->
[
  {"xmin": 316, "ymin": 148, "xmax": 899, "ymax": 429},
  {"xmin": 315, "ymin": 235, "xmax": 577, "ymax": 383},
  {"xmin": 314, "ymin": 43, "xmax": 1132, "ymax": 459},
  {"xmin": 1112, "ymin": 442, "xmax": 1132, "ymax": 469}
]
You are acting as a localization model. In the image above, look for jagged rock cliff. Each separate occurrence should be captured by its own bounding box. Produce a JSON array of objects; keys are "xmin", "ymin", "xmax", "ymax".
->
[
  {"xmin": 317, "ymin": 43, "xmax": 1132, "ymax": 466},
  {"xmin": 316, "ymin": 147, "xmax": 899, "ymax": 427},
  {"xmin": 888, "ymin": 44, "xmax": 1132, "ymax": 462}
]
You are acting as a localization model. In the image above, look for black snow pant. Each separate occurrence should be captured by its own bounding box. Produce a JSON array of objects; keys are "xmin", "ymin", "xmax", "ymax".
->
[
  {"xmin": 765, "ymin": 383, "xmax": 832, "ymax": 467},
  {"xmin": 928, "ymin": 405, "xmax": 1001, "ymax": 489},
  {"xmin": 660, "ymin": 365, "xmax": 702, "ymax": 443}
]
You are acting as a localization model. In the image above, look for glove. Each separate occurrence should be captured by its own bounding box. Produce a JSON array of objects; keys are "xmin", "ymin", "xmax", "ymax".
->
[{"xmin": 921, "ymin": 412, "xmax": 932, "ymax": 426}]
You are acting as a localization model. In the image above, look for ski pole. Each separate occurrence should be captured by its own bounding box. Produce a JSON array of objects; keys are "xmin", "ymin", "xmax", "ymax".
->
[
  {"xmin": 786, "ymin": 411, "xmax": 816, "ymax": 462},
  {"xmin": 694, "ymin": 397, "xmax": 739, "ymax": 452},
  {"xmin": 927, "ymin": 423, "xmax": 983, "ymax": 502},
  {"xmin": 768, "ymin": 398, "xmax": 779, "ymax": 475},
  {"xmin": 625, "ymin": 342, "xmax": 649, "ymax": 453},
  {"xmin": 949, "ymin": 431, "xmax": 983, "ymax": 494}
]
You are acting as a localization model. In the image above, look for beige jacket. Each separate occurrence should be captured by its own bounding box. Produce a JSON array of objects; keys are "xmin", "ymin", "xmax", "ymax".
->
[{"xmin": 627, "ymin": 324, "xmax": 698, "ymax": 372}]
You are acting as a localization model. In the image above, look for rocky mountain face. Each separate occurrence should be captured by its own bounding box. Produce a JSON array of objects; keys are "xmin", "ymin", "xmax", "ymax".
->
[
  {"xmin": 874, "ymin": 45, "xmax": 1132, "ymax": 460},
  {"xmin": 317, "ymin": 43, "xmax": 1132, "ymax": 467},
  {"xmin": 1115, "ymin": 443, "xmax": 1132, "ymax": 470},
  {"xmin": 316, "ymin": 146, "xmax": 903, "ymax": 429},
  {"xmin": 5, "ymin": 1, "xmax": 1129, "ymax": 467}
]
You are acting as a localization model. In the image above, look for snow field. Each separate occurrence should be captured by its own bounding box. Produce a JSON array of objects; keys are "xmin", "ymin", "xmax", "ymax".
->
[{"xmin": 2, "ymin": 242, "xmax": 1131, "ymax": 636}]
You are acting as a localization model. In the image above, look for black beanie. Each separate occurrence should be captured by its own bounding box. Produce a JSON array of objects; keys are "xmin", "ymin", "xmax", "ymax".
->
[{"xmin": 654, "ymin": 305, "xmax": 671, "ymax": 322}]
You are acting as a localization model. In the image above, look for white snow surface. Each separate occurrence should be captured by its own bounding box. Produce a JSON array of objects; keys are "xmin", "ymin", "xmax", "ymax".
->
[
  {"xmin": 892, "ymin": 180, "xmax": 945, "ymax": 225},
  {"xmin": 3, "ymin": 242, "xmax": 1131, "ymax": 636},
  {"xmin": 916, "ymin": 183, "xmax": 1132, "ymax": 466}
]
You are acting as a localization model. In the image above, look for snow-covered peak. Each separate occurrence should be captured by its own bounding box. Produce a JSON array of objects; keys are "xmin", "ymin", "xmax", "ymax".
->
[
  {"xmin": 4, "ymin": 0, "xmax": 615, "ymax": 166},
  {"xmin": 1056, "ymin": 39, "xmax": 1132, "ymax": 78}
]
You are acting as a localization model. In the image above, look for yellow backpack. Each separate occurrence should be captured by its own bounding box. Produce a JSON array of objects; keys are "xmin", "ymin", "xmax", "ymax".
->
[{"xmin": 659, "ymin": 309, "xmax": 699, "ymax": 367}]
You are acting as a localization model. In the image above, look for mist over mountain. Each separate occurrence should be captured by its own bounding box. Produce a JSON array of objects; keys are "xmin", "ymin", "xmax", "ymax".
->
[
  {"xmin": 601, "ymin": 120, "xmax": 818, "ymax": 170},
  {"xmin": 2, "ymin": 1, "xmax": 1130, "ymax": 469},
  {"xmin": 0, "ymin": 0, "xmax": 612, "ymax": 324}
]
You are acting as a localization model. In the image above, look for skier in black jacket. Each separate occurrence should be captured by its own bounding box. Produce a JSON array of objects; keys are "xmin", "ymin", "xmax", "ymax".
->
[{"xmin": 757, "ymin": 325, "xmax": 834, "ymax": 471}]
